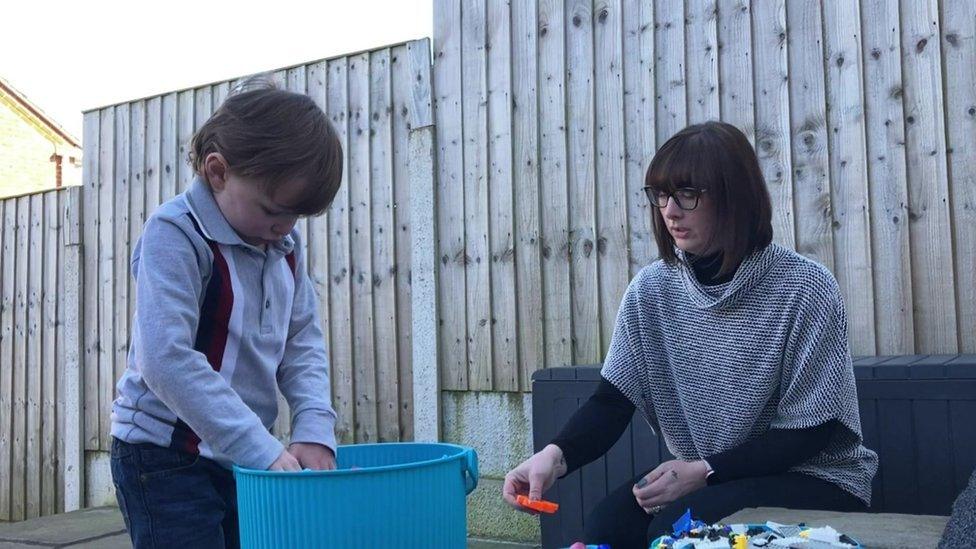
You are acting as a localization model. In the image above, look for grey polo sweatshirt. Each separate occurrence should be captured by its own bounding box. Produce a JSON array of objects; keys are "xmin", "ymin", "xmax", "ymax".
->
[{"xmin": 111, "ymin": 177, "xmax": 338, "ymax": 470}]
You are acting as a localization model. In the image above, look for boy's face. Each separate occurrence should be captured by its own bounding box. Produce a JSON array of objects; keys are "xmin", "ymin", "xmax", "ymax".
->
[{"xmin": 205, "ymin": 153, "xmax": 301, "ymax": 246}]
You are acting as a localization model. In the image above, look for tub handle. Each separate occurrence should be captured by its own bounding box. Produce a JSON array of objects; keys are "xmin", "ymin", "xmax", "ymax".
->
[{"xmin": 463, "ymin": 448, "xmax": 479, "ymax": 495}]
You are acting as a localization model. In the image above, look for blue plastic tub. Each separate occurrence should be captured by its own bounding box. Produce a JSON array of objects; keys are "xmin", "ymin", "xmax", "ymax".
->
[{"xmin": 234, "ymin": 442, "xmax": 479, "ymax": 548}]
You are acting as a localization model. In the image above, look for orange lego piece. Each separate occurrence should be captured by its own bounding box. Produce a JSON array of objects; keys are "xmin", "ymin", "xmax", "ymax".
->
[{"xmin": 516, "ymin": 494, "xmax": 559, "ymax": 514}]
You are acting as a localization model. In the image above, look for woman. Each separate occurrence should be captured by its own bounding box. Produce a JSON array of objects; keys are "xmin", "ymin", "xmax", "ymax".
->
[{"xmin": 502, "ymin": 122, "xmax": 878, "ymax": 548}]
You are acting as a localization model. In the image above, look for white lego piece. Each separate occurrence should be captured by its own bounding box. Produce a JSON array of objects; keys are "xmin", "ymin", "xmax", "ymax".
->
[
  {"xmin": 691, "ymin": 540, "xmax": 732, "ymax": 549},
  {"xmin": 802, "ymin": 526, "xmax": 840, "ymax": 543},
  {"xmin": 769, "ymin": 536, "xmax": 807, "ymax": 547},
  {"xmin": 800, "ymin": 541, "xmax": 852, "ymax": 549},
  {"xmin": 749, "ymin": 534, "xmax": 778, "ymax": 547},
  {"xmin": 765, "ymin": 522, "xmax": 804, "ymax": 538}
]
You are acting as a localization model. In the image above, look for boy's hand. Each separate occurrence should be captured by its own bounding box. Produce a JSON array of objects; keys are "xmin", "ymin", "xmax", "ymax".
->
[
  {"xmin": 288, "ymin": 442, "xmax": 336, "ymax": 471},
  {"xmin": 269, "ymin": 449, "xmax": 301, "ymax": 471}
]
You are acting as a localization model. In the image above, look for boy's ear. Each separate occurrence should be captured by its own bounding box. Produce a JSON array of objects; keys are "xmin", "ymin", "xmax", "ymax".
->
[{"xmin": 204, "ymin": 153, "xmax": 229, "ymax": 190}]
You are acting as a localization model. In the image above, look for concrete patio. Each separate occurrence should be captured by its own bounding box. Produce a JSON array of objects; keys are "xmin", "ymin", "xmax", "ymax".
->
[
  {"xmin": 0, "ymin": 505, "xmax": 951, "ymax": 548},
  {"xmin": 0, "ymin": 507, "xmax": 539, "ymax": 548},
  {"xmin": 0, "ymin": 507, "xmax": 129, "ymax": 549}
]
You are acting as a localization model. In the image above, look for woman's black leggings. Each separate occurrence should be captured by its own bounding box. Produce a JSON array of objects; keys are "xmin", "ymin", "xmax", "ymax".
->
[{"xmin": 583, "ymin": 471, "xmax": 866, "ymax": 549}]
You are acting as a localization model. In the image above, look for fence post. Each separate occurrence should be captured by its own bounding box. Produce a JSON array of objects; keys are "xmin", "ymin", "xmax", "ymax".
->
[
  {"xmin": 62, "ymin": 184, "xmax": 84, "ymax": 511},
  {"xmin": 407, "ymin": 39, "xmax": 440, "ymax": 442}
]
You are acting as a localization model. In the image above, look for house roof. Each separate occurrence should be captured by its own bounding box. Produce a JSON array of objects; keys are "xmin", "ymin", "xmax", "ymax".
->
[{"xmin": 0, "ymin": 76, "xmax": 81, "ymax": 149}]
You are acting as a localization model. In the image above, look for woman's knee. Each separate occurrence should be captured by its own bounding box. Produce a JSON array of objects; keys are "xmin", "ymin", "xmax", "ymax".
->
[{"xmin": 583, "ymin": 483, "xmax": 651, "ymax": 548}]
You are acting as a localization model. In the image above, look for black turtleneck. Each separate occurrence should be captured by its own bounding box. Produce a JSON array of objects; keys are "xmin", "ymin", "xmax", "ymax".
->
[
  {"xmin": 550, "ymin": 252, "xmax": 837, "ymax": 481},
  {"xmin": 686, "ymin": 251, "xmax": 734, "ymax": 286}
]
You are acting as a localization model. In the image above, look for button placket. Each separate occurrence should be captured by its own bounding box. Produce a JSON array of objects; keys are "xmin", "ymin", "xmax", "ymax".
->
[
  {"xmin": 259, "ymin": 255, "xmax": 268, "ymax": 330},
  {"xmin": 259, "ymin": 252, "xmax": 276, "ymax": 334}
]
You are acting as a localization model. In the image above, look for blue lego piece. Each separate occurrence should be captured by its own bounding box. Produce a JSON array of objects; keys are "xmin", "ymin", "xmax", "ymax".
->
[{"xmin": 671, "ymin": 508, "xmax": 692, "ymax": 537}]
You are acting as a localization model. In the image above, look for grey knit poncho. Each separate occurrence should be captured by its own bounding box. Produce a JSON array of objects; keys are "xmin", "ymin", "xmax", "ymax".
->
[
  {"xmin": 939, "ymin": 469, "xmax": 976, "ymax": 548},
  {"xmin": 602, "ymin": 243, "xmax": 878, "ymax": 504}
]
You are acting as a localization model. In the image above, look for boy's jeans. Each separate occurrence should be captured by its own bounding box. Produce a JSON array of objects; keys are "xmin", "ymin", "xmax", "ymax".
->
[{"xmin": 110, "ymin": 437, "xmax": 240, "ymax": 549}]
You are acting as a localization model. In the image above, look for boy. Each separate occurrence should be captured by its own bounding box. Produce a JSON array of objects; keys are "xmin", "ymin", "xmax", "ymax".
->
[{"xmin": 110, "ymin": 83, "xmax": 342, "ymax": 548}]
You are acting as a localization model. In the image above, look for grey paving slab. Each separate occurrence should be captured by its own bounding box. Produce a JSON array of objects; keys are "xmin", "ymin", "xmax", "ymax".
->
[
  {"xmin": 722, "ymin": 507, "xmax": 950, "ymax": 549},
  {"xmin": 66, "ymin": 532, "xmax": 133, "ymax": 548},
  {"xmin": 0, "ymin": 507, "xmax": 539, "ymax": 548},
  {"xmin": 0, "ymin": 507, "xmax": 125, "ymax": 546},
  {"xmin": 467, "ymin": 538, "xmax": 538, "ymax": 549},
  {"xmin": 0, "ymin": 542, "xmax": 46, "ymax": 549}
]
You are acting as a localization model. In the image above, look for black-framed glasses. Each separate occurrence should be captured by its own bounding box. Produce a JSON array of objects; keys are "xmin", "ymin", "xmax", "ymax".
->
[{"xmin": 643, "ymin": 187, "xmax": 707, "ymax": 211}]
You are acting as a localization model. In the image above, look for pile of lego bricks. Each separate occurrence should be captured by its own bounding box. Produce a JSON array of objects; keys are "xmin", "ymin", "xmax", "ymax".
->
[{"xmin": 648, "ymin": 510, "xmax": 862, "ymax": 548}]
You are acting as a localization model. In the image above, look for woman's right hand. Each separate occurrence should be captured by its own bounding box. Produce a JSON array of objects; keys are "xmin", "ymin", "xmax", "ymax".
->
[
  {"xmin": 268, "ymin": 448, "xmax": 301, "ymax": 471},
  {"xmin": 502, "ymin": 444, "xmax": 567, "ymax": 513}
]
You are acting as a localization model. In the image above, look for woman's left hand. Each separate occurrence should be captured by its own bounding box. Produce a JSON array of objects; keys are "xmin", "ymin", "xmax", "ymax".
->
[
  {"xmin": 288, "ymin": 442, "xmax": 337, "ymax": 471},
  {"xmin": 632, "ymin": 459, "xmax": 709, "ymax": 513}
]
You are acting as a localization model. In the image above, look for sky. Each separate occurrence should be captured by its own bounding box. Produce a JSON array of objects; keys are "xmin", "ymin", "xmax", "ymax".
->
[{"xmin": 1, "ymin": 0, "xmax": 433, "ymax": 139}]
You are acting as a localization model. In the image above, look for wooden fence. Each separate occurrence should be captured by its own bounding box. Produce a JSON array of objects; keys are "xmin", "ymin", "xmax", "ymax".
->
[
  {"xmin": 0, "ymin": 187, "xmax": 80, "ymax": 521},
  {"xmin": 433, "ymin": 0, "xmax": 976, "ymax": 392}
]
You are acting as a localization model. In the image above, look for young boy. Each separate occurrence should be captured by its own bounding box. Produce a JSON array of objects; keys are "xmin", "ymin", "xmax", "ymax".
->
[{"xmin": 110, "ymin": 83, "xmax": 343, "ymax": 548}]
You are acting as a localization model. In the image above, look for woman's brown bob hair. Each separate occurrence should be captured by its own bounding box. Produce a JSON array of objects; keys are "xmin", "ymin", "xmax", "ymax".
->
[
  {"xmin": 190, "ymin": 78, "xmax": 343, "ymax": 216},
  {"xmin": 645, "ymin": 121, "xmax": 773, "ymax": 276}
]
